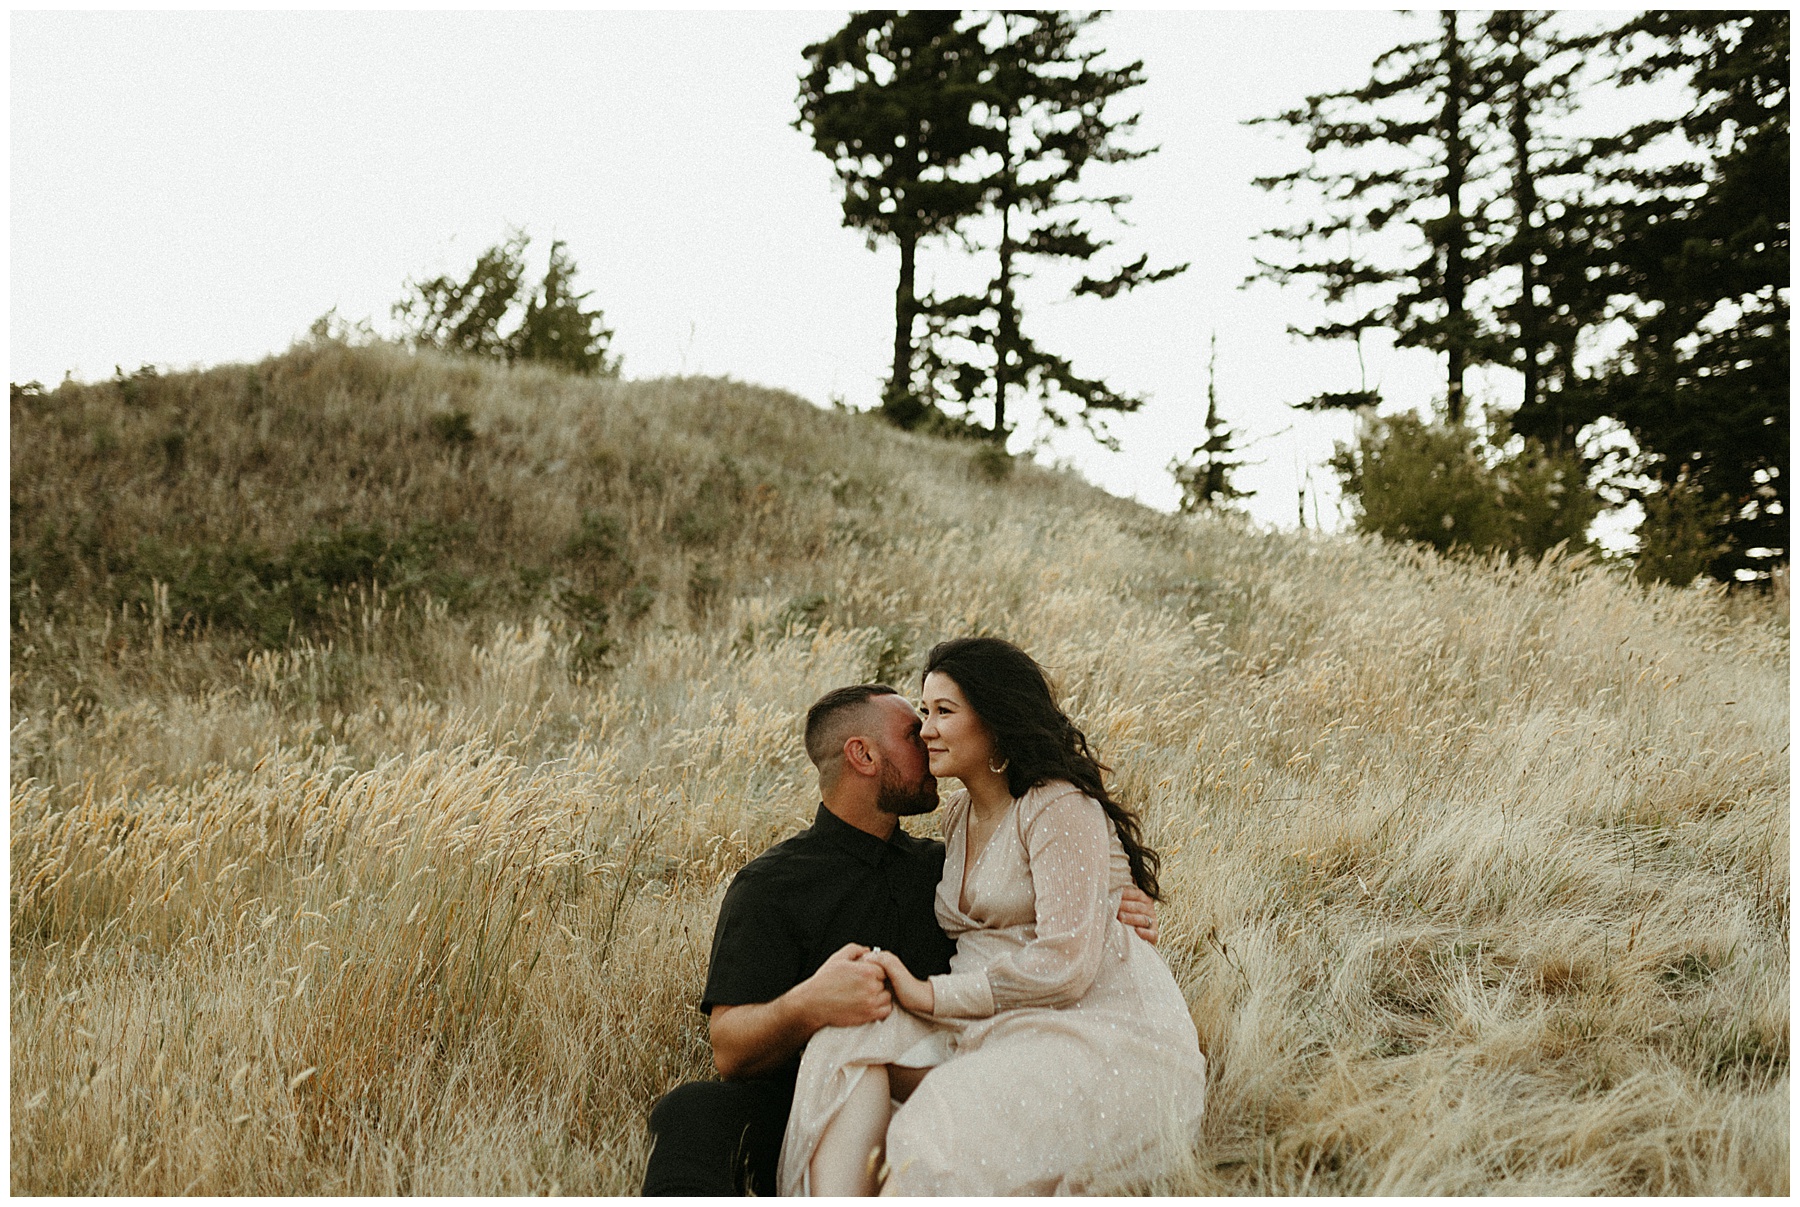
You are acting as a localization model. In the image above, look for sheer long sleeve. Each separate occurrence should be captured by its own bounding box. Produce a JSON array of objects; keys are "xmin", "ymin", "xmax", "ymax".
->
[{"xmin": 929, "ymin": 787, "xmax": 1116, "ymax": 1019}]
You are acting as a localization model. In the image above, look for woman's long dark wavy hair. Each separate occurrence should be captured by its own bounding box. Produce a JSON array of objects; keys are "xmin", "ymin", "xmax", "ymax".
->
[{"xmin": 924, "ymin": 636, "xmax": 1162, "ymax": 901}]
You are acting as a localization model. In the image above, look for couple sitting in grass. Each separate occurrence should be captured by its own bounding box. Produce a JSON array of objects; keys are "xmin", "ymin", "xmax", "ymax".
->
[{"xmin": 642, "ymin": 636, "xmax": 1207, "ymax": 1196}]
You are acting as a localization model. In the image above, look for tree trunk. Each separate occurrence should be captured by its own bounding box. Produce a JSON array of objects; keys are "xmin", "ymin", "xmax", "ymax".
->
[
  {"xmin": 889, "ymin": 234, "xmax": 918, "ymax": 409},
  {"xmin": 1505, "ymin": 19, "xmax": 1544, "ymax": 439},
  {"xmin": 990, "ymin": 116, "xmax": 1019, "ymax": 442},
  {"xmin": 994, "ymin": 198, "xmax": 1015, "ymax": 439},
  {"xmin": 1442, "ymin": 10, "xmax": 1468, "ymax": 425}
]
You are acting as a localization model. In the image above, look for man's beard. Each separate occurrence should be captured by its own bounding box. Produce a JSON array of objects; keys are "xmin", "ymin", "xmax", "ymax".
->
[{"xmin": 876, "ymin": 765, "xmax": 939, "ymax": 817}]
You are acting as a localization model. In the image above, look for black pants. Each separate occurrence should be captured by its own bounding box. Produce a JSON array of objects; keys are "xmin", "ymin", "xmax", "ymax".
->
[{"xmin": 641, "ymin": 1078, "xmax": 792, "ymax": 1196}]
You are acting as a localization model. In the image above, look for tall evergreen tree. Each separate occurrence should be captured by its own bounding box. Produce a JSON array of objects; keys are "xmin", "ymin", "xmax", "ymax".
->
[
  {"xmin": 1576, "ymin": 11, "xmax": 1789, "ymax": 583},
  {"xmin": 1481, "ymin": 11, "xmax": 1586, "ymax": 439},
  {"xmin": 1436, "ymin": 10, "xmax": 1476, "ymax": 424},
  {"xmin": 920, "ymin": 11, "xmax": 1186, "ymax": 445},
  {"xmin": 1253, "ymin": 11, "xmax": 1786, "ymax": 584},
  {"xmin": 797, "ymin": 12, "xmax": 994, "ymax": 428},
  {"xmin": 1482, "ymin": 15, "xmax": 1633, "ymax": 460},
  {"xmin": 1250, "ymin": 11, "xmax": 1498, "ymax": 423}
]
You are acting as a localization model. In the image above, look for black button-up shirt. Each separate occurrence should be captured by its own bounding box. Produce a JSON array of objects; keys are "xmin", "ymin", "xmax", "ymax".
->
[{"xmin": 701, "ymin": 804, "xmax": 957, "ymax": 1082}]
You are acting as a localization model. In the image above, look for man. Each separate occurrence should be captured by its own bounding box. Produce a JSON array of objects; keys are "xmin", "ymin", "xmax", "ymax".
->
[{"xmin": 641, "ymin": 683, "xmax": 1158, "ymax": 1196}]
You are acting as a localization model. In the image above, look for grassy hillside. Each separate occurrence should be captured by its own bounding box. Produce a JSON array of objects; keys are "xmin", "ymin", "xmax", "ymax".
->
[{"xmin": 10, "ymin": 339, "xmax": 1788, "ymax": 1194}]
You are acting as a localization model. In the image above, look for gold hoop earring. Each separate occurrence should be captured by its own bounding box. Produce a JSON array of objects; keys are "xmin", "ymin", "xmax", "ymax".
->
[{"xmin": 989, "ymin": 756, "xmax": 1009, "ymax": 774}]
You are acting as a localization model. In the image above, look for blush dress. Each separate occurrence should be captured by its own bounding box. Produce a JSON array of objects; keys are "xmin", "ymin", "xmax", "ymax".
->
[{"xmin": 776, "ymin": 781, "xmax": 1208, "ymax": 1196}]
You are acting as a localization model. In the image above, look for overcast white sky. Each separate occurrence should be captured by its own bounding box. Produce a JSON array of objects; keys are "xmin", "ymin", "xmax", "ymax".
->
[{"xmin": 11, "ymin": 9, "xmax": 1642, "ymax": 531}]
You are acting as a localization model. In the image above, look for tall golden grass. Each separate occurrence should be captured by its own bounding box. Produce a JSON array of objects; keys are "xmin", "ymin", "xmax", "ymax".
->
[{"xmin": 11, "ymin": 343, "xmax": 1787, "ymax": 1193}]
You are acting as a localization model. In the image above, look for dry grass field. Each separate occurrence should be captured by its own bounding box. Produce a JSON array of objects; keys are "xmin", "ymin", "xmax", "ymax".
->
[{"xmin": 10, "ymin": 340, "xmax": 1788, "ymax": 1194}]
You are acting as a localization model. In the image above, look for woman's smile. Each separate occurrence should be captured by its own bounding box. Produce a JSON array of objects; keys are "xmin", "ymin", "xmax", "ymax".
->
[{"xmin": 919, "ymin": 671, "xmax": 999, "ymax": 784}]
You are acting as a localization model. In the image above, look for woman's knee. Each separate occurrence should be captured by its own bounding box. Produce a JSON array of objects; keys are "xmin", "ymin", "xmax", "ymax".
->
[{"xmin": 880, "ymin": 1096, "xmax": 955, "ymax": 1192}]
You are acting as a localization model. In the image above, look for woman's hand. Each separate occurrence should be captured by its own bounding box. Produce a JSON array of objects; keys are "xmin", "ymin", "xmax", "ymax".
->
[
  {"xmin": 865, "ymin": 949, "xmax": 935, "ymax": 1016},
  {"xmin": 1117, "ymin": 885, "xmax": 1159, "ymax": 945}
]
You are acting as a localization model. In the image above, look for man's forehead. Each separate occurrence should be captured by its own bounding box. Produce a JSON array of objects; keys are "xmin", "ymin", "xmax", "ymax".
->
[
  {"xmin": 871, "ymin": 693, "xmax": 919, "ymax": 723},
  {"xmin": 820, "ymin": 692, "xmax": 914, "ymax": 747},
  {"xmin": 857, "ymin": 693, "xmax": 919, "ymax": 737}
]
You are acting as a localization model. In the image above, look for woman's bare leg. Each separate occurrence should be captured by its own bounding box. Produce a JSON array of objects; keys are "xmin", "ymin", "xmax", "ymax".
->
[{"xmin": 809, "ymin": 1064, "xmax": 891, "ymax": 1196}]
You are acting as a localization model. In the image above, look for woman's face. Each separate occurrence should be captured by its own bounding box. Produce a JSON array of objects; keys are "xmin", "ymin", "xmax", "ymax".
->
[{"xmin": 919, "ymin": 670, "xmax": 997, "ymax": 783}]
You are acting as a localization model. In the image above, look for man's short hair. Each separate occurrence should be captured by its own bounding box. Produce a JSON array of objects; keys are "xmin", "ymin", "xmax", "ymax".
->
[{"xmin": 804, "ymin": 683, "xmax": 900, "ymax": 774}]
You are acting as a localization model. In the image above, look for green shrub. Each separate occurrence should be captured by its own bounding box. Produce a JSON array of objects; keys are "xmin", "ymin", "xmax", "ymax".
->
[
  {"xmin": 113, "ymin": 363, "xmax": 162, "ymax": 408},
  {"xmin": 778, "ymin": 592, "xmax": 829, "ymax": 634},
  {"xmin": 1633, "ymin": 468, "xmax": 1735, "ymax": 587},
  {"xmin": 972, "ymin": 444, "xmax": 1014, "ymax": 482},
  {"xmin": 686, "ymin": 561, "xmax": 724, "ymax": 617},
  {"xmin": 129, "ymin": 524, "xmax": 471, "ymax": 647},
  {"xmin": 672, "ymin": 460, "xmax": 746, "ymax": 546},
  {"xmin": 393, "ymin": 232, "xmax": 619, "ymax": 377},
  {"xmin": 159, "ymin": 427, "xmax": 188, "ymax": 472},
  {"xmin": 564, "ymin": 510, "xmax": 628, "ymax": 563},
  {"xmin": 556, "ymin": 588, "xmax": 614, "ymax": 671},
  {"xmin": 1331, "ymin": 413, "xmax": 1600, "ymax": 560},
  {"xmin": 866, "ymin": 624, "xmax": 912, "ymax": 683},
  {"xmin": 429, "ymin": 410, "xmax": 477, "ymax": 446}
]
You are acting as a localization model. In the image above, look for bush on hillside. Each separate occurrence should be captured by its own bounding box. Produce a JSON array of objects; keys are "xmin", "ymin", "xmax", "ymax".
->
[
  {"xmin": 13, "ymin": 518, "xmax": 475, "ymax": 650},
  {"xmin": 1331, "ymin": 413, "xmax": 1601, "ymax": 560},
  {"xmin": 394, "ymin": 231, "xmax": 619, "ymax": 377},
  {"xmin": 1633, "ymin": 466, "xmax": 1738, "ymax": 588}
]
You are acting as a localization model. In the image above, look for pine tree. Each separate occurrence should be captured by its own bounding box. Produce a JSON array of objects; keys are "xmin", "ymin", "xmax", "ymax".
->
[
  {"xmin": 1255, "ymin": 11, "xmax": 1786, "ymax": 583},
  {"xmin": 1481, "ymin": 11, "xmax": 1589, "ymax": 443},
  {"xmin": 1250, "ymin": 11, "xmax": 1498, "ymax": 423},
  {"xmin": 797, "ymin": 12, "xmax": 994, "ymax": 428},
  {"xmin": 1169, "ymin": 334, "xmax": 1251, "ymax": 513},
  {"xmin": 1487, "ymin": 23, "xmax": 1632, "ymax": 461},
  {"xmin": 1578, "ymin": 11, "xmax": 1789, "ymax": 583},
  {"xmin": 920, "ymin": 11, "xmax": 1186, "ymax": 446}
]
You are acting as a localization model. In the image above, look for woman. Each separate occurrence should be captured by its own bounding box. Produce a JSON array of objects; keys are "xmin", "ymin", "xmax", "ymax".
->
[{"xmin": 777, "ymin": 637, "xmax": 1207, "ymax": 1195}]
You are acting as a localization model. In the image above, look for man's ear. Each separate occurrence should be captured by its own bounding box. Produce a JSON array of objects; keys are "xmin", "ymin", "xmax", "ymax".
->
[{"xmin": 841, "ymin": 734, "xmax": 880, "ymax": 779}]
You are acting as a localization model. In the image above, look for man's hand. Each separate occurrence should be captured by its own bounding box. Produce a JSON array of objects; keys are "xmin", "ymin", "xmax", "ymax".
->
[
  {"xmin": 708, "ymin": 943, "xmax": 892, "ymax": 1080},
  {"xmin": 866, "ymin": 950, "xmax": 934, "ymax": 1015},
  {"xmin": 794, "ymin": 942, "xmax": 894, "ymax": 1028},
  {"xmin": 1118, "ymin": 885, "xmax": 1159, "ymax": 946}
]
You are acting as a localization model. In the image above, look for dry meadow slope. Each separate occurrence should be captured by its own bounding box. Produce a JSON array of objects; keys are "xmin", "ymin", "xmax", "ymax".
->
[{"xmin": 10, "ymin": 342, "xmax": 1788, "ymax": 1194}]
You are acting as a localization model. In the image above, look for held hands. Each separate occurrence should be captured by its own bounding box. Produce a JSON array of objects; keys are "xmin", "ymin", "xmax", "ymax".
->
[
  {"xmin": 865, "ymin": 949, "xmax": 934, "ymax": 1015},
  {"xmin": 793, "ymin": 943, "xmax": 936, "ymax": 1030},
  {"xmin": 797, "ymin": 942, "xmax": 893, "ymax": 1028},
  {"xmin": 818, "ymin": 896, "xmax": 1151, "ymax": 1027},
  {"xmin": 803, "ymin": 888, "xmax": 1153, "ymax": 1031}
]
